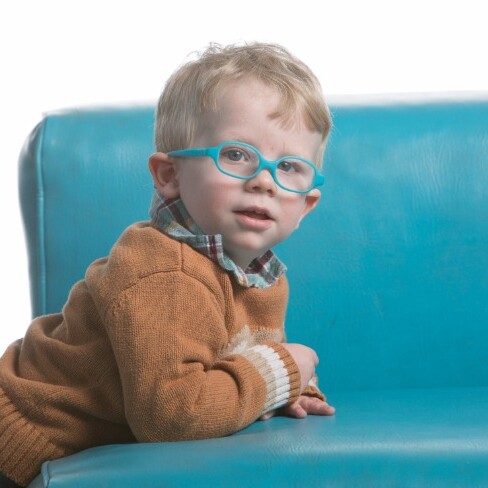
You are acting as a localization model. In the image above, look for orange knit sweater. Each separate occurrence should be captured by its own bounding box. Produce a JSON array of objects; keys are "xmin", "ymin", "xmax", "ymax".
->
[{"xmin": 0, "ymin": 222, "xmax": 301, "ymax": 486}]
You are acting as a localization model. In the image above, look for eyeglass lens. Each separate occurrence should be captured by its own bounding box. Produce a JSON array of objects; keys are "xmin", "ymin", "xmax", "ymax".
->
[{"xmin": 218, "ymin": 143, "xmax": 315, "ymax": 192}]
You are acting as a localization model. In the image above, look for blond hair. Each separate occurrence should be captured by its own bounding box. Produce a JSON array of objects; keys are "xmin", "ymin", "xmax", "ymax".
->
[{"xmin": 155, "ymin": 42, "xmax": 331, "ymax": 167}]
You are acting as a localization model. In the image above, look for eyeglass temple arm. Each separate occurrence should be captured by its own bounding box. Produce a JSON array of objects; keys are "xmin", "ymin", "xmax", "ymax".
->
[
  {"xmin": 167, "ymin": 148, "xmax": 212, "ymax": 158},
  {"xmin": 316, "ymin": 173, "xmax": 325, "ymax": 186}
]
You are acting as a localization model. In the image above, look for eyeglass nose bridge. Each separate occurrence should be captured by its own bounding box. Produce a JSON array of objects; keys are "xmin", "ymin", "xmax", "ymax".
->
[{"xmin": 247, "ymin": 157, "xmax": 280, "ymax": 184}]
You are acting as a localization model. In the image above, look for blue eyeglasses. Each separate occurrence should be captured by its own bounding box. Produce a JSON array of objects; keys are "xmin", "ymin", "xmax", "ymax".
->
[{"xmin": 168, "ymin": 140, "xmax": 324, "ymax": 194}]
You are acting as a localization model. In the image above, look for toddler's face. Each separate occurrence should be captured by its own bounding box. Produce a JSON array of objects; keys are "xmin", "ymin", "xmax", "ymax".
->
[{"xmin": 152, "ymin": 78, "xmax": 322, "ymax": 269}]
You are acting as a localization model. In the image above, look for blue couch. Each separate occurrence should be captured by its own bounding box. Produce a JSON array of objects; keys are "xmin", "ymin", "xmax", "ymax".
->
[{"xmin": 21, "ymin": 95, "xmax": 488, "ymax": 487}]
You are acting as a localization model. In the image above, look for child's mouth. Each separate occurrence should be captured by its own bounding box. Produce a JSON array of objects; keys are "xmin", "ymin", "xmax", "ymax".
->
[
  {"xmin": 237, "ymin": 210, "xmax": 270, "ymax": 220},
  {"xmin": 234, "ymin": 208, "xmax": 274, "ymax": 229}
]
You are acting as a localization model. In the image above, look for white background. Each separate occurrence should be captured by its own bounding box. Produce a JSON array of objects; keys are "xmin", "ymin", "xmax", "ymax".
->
[{"xmin": 1, "ymin": 0, "xmax": 487, "ymax": 350}]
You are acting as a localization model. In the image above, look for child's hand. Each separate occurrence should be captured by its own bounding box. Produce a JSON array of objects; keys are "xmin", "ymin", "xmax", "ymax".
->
[
  {"xmin": 281, "ymin": 343, "xmax": 319, "ymax": 392},
  {"xmin": 260, "ymin": 395, "xmax": 335, "ymax": 420}
]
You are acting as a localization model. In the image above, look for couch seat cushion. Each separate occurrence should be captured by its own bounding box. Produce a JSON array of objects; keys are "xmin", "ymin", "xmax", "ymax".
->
[{"xmin": 29, "ymin": 387, "xmax": 488, "ymax": 487}]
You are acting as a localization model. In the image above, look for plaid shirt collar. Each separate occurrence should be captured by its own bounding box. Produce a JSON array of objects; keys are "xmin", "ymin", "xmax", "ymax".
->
[{"xmin": 149, "ymin": 192, "xmax": 286, "ymax": 288}]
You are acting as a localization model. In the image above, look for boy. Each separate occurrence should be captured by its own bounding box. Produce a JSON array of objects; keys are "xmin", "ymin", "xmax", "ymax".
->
[{"xmin": 0, "ymin": 42, "xmax": 334, "ymax": 487}]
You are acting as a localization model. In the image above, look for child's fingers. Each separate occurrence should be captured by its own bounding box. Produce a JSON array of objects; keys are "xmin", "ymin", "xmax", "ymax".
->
[
  {"xmin": 259, "ymin": 410, "xmax": 276, "ymax": 421},
  {"xmin": 260, "ymin": 397, "xmax": 335, "ymax": 420},
  {"xmin": 299, "ymin": 396, "xmax": 336, "ymax": 416},
  {"xmin": 318, "ymin": 402, "xmax": 336, "ymax": 416},
  {"xmin": 287, "ymin": 402, "xmax": 307, "ymax": 418}
]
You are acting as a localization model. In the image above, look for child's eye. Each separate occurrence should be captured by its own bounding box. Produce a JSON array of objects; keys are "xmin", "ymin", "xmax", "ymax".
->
[
  {"xmin": 277, "ymin": 160, "xmax": 299, "ymax": 173},
  {"xmin": 226, "ymin": 150, "xmax": 246, "ymax": 162},
  {"xmin": 220, "ymin": 147, "xmax": 254, "ymax": 164}
]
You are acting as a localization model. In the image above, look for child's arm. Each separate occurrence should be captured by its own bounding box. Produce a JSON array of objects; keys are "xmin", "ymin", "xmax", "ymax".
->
[{"xmin": 98, "ymin": 270, "xmax": 303, "ymax": 442}]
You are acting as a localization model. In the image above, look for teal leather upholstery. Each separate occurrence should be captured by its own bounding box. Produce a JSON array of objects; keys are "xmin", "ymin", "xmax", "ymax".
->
[{"xmin": 22, "ymin": 96, "xmax": 488, "ymax": 486}]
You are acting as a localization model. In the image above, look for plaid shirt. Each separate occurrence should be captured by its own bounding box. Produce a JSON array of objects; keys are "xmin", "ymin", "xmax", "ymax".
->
[{"xmin": 149, "ymin": 192, "xmax": 286, "ymax": 288}]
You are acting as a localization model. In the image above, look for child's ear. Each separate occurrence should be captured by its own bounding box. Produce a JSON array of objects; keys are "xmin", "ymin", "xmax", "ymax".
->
[
  {"xmin": 296, "ymin": 189, "xmax": 321, "ymax": 229},
  {"xmin": 148, "ymin": 152, "xmax": 180, "ymax": 199}
]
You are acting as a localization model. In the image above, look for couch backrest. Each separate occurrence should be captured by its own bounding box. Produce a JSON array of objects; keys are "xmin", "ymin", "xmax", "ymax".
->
[{"xmin": 19, "ymin": 96, "xmax": 488, "ymax": 392}]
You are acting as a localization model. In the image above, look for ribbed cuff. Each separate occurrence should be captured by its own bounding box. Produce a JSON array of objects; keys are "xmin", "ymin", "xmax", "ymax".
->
[
  {"xmin": 240, "ymin": 343, "xmax": 301, "ymax": 415},
  {"xmin": 0, "ymin": 387, "xmax": 64, "ymax": 486},
  {"xmin": 302, "ymin": 375, "xmax": 326, "ymax": 401}
]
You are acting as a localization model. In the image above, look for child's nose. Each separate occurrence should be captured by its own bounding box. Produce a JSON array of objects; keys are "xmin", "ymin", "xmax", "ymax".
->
[{"xmin": 244, "ymin": 169, "xmax": 277, "ymax": 195}]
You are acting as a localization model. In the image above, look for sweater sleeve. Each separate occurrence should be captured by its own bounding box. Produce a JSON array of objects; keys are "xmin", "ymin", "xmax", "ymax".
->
[
  {"xmin": 101, "ymin": 270, "xmax": 300, "ymax": 442},
  {"xmin": 302, "ymin": 375, "xmax": 327, "ymax": 401}
]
